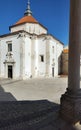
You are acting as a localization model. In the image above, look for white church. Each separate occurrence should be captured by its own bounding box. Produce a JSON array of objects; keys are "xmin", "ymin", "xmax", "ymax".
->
[{"xmin": 0, "ymin": 1, "xmax": 63, "ymax": 79}]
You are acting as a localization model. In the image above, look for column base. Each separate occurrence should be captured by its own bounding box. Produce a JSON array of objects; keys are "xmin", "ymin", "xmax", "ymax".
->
[{"xmin": 60, "ymin": 89, "xmax": 81, "ymax": 124}]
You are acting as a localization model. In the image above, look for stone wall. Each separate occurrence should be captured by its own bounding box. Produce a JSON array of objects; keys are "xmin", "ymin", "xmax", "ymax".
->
[{"xmin": 62, "ymin": 49, "xmax": 68, "ymax": 75}]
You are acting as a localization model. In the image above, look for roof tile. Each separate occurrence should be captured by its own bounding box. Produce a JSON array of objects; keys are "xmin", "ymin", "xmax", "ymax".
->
[
  {"xmin": 15, "ymin": 16, "xmax": 38, "ymax": 25},
  {"xmin": 63, "ymin": 49, "xmax": 69, "ymax": 53}
]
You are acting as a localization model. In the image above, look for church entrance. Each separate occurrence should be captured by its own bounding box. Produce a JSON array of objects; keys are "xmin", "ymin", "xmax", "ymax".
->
[
  {"xmin": 8, "ymin": 65, "xmax": 13, "ymax": 78},
  {"xmin": 52, "ymin": 67, "xmax": 54, "ymax": 77}
]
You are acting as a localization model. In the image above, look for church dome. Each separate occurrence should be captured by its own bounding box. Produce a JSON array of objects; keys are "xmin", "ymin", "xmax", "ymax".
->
[
  {"xmin": 15, "ymin": 0, "xmax": 38, "ymax": 25},
  {"xmin": 10, "ymin": 0, "xmax": 47, "ymax": 34},
  {"xmin": 15, "ymin": 15, "xmax": 38, "ymax": 25}
]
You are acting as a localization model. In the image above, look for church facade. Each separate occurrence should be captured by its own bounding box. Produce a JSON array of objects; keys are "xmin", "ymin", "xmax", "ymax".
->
[{"xmin": 0, "ymin": 1, "xmax": 63, "ymax": 79}]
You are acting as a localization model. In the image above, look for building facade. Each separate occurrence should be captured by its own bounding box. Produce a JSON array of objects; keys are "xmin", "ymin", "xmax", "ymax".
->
[{"xmin": 0, "ymin": 1, "xmax": 63, "ymax": 79}]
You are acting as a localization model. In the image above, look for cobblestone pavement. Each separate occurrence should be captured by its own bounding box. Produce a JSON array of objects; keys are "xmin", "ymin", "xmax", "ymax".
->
[{"xmin": 0, "ymin": 77, "xmax": 81, "ymax": 129}]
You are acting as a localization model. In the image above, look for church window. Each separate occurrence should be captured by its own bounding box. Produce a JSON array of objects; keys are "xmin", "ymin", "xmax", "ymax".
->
[
  {"xmin": 40, "ymin": 55, "xmax": 44, "ymax": 62},
  {"xmin": 8, "ymin": 43, "xmax": 12, "ymax": 52}
]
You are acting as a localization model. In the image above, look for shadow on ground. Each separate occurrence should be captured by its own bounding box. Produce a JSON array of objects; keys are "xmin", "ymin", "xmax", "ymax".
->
[
  {"xmin": 0, "ymin": 85, "xmax": 79, "ymax": 130},
  {"xmin": 0, "ymin": 84, "xmax": 16, "ymax": 101},
  {"xmin": 0, "ymin": 100, "xmax": 79, "ymax": 129}
]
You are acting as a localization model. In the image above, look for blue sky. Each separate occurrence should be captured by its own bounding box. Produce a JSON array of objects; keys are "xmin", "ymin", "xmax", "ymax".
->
[{"xmin": 0, "ymin": 0, "xmax": 70, "ymax": 45}]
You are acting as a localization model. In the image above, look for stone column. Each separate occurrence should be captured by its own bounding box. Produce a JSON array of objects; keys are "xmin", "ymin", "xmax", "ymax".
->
[{"xmin": 60, "ymin": 0, "xmax": 81, "ymax": 123}]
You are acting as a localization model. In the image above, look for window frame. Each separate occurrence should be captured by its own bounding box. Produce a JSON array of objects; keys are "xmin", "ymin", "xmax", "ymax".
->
[
  {"xmin": 8, "ymin": 43, "xmax": 12, "ymax": 52},
  {"xmin": 40, "ymin": 55, "xmax": 44, "ymax": 62}
]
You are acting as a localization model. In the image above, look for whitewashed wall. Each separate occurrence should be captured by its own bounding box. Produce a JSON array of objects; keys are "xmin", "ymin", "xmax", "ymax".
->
[
  {"xmin": 34, "ymin": 39, "xmax": 39, "ymax": 77},
  {"xmin": 48, "ymin": 39, "xmax": 57, "ymax": 77},
  {"xmin": 11, "ymin": 24, "xmax": 26, "ymax": 33},
  {"xmin": 48, "ymin": 37, "xmax": 63, "ymax": 77},
  {"xmin": 37, "ymin": 37, "xmax": 46, "ymax": 77},
  {"xmin": 11, "ymin": 23, "xmax": 47, "ymax": 35},
  {"xmin": 0, "ymin": 35, "xmax": 21, "ymax": 79},
  {"xmin": 24, "ymin": 37, "xmax": 31, "ymax": 78}
]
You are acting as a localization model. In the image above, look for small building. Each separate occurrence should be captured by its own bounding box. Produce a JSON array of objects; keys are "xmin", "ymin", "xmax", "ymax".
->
[
  {"xmin": 0, "ymin": 1, "xmax": 63, "ymax": 79},
  {"xmin": 62, "ymin": 47, "xmax": 81, "ymax": 76},
  {"xmin": 62, "ymin": 49, "xmax": 68, "ymax": 75}
]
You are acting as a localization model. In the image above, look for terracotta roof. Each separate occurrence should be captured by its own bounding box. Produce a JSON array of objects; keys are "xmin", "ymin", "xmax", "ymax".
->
[
  {"xmin": 15, "ymin": 15, "xmax": 38, "ymax": 25},
  {"xmin": 63, "ymin": 49, "xmax": 69, "ymax": 53}
]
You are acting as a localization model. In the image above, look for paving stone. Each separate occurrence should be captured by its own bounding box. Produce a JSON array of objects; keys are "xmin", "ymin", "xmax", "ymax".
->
[{"xmin": 0, "ymin": 77, "xmax": 80, "ymax": 129}]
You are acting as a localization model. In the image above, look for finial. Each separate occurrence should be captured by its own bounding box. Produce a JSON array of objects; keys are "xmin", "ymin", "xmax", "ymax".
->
[{"xmin": 24, "ymin": 0, "xmax": 32, "ymax": 16}]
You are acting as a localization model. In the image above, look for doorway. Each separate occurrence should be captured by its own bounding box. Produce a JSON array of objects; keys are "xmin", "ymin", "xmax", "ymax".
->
[
  {"xmin": 52, "ymin": 67, "xmax": 54, "ymax": 77},
  {"xmin": 8, "ymin": 65, "xmax": 13, "ymax": 78}
]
